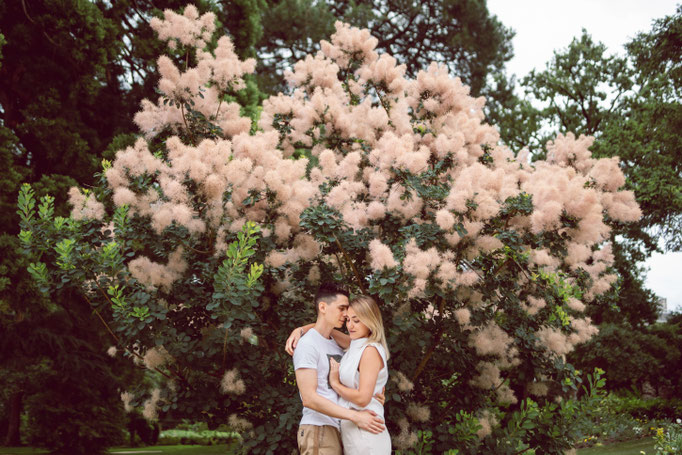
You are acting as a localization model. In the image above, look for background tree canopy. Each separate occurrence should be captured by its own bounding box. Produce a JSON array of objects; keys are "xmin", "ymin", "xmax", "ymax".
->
[{"xmin": 257, "ymin": 0, "xmax": 513, "ymax": 96}]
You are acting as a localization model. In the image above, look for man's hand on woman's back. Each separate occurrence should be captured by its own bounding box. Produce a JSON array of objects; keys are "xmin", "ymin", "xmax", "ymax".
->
[{"xmin": 351, "ymin": 409, "xmax": 385, "ymax": 434}]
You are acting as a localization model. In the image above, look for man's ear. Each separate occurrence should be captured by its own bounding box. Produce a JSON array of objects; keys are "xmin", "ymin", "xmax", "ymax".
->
[{"xmin": 318, "ymin": 300, "xmax": 326, "ymax": 314}]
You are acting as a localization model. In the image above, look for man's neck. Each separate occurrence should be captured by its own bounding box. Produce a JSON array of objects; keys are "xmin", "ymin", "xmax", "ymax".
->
[{"xmin": 313, "ymin": 319, "xmax": 334, "ymax": 339}]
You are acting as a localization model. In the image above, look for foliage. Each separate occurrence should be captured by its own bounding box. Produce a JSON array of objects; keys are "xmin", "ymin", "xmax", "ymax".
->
[
  {"xmin": 257, "ymin": 0, "xmax": 514, "ymax": 97},
  {"xmin": 601, "ymin": 395, "xmax": 682, "ymax": 422},
  {"xmin": 17, "ymin": 6, "xmax": 643, "ymax": 454},
  {"xmin": 569, "ymin": 322, "xmax": 682, "ymax": 397},
  {"xmin": 157, "ymin": 428, "xmax": 240, "ymax": 445},
  {"xmin": 653, "ymin": 421, "xmax": 682, "ymax": 455}
]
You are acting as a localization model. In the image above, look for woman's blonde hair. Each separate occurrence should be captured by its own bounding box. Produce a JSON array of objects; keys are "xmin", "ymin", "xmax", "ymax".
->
[{"xmin": 350, "ymin": 296, "xmax": 389, "ymax": 360}]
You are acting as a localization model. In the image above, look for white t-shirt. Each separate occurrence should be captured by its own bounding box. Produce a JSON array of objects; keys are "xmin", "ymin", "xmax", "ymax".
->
[{"xmin": 293, "ymin": 328, "xmax": 345, "ymax": 428}]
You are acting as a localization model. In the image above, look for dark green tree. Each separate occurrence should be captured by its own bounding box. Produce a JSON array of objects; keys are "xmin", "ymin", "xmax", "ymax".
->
[
  {"xmin": 0, "ymin": 2, "xmax": 267, "ymax": 449},
  {"xmin": 569, "ymin": 321, "xmax": 682, "ymax": 397},
  {"xmin": 257, "ymin": 0, "xmax": 514, "ymax": 96},
  {"xmin": 0, "ymin": 1, "xmax": 153, "ymax": 449}
]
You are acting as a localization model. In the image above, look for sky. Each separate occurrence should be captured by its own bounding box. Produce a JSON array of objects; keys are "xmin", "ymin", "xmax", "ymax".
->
[{"xmin": 486, "ymin": 0, "xmax": 682, "ymax": 313}]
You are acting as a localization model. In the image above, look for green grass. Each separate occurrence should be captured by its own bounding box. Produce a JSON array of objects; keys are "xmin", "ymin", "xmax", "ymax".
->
[
  {"xmin": 110, "ymin": 445, "xmax": 234, "ymax": 454},
  {"xmin": 0, "ymin": 445, "xmax": 234, "ymax": 455},
  {"xmin": 577, "ymin": 437, "xmax": 655, "ymax": 455},
  {"xmin": 0, "ymin": 438, "xmax": 658, "ymax": 455},
  {"xmin": 0, "ymin": 449, "xmax": 48, "ymax": 454}
]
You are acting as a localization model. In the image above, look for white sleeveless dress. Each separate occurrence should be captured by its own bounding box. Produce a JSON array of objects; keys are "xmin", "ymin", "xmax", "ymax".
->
[{"xmin": 338, "ymin": 338, "xmax": 391, "ymax": 454}]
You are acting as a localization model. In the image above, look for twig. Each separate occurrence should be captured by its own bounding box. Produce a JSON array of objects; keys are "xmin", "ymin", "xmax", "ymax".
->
[
  {"xmin": 411, "ymin": 296, "xmax": 445, "ymax": 382},
  {"xmin": 179, "ymin": 103, "xmax": 196, "ymax": 146},
  {"xmin": 187, "ymin": 245, "xmax": 211, "ymax": 255},
  {"xmin": 83, "ymin": 292, "xmax": 120, "ymax": 344},
  {"xmin": 333, "ymin": 234, "xmax": 367, "ymax": 295},
  {"xmin": 82, "ymin": 292, "xmax": 174, "ymax": 380},
  {"xmin": 214, "ymin": 96, "xmax": 224, "ymax": 120},
  {"xmin": 88, "ymin": 274, "xmax": 187, "ymax": 383},
  {"xmin": 222, "ymin": 328, "xmax": 229, "ymax": 371},
  {"xmin": 21, "ymin": 0, "xmax": 59, "ymax": 47},
  {"xmin": 333, "ymin": 252, "xmax": 348, "ymax": 280}
]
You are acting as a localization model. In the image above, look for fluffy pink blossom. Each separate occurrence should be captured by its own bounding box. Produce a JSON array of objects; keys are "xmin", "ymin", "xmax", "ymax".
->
[
  {"xmin": 368, "ymin": 171, "xmax": 389, "ymax": 198},
  {"xmin": 568, "ymin": 317, "xmax": 599, "ymax": 344},
  {"xmin": 470, "ymin": 361, "xmax": 501, "ymax": 389},
  {"xmin": 476, "ymin": 235, "xmax": 503, "ymax": 253},
  {"xmin": 566, "ymin": 298, "xmax": 586, "ymax": 312},
  {"xmin": 220, "ymin": 369, "xmax": 246, "ymax": 395},
  {"xmin": 369, "ymin": 239, "xmax": 397, "ymax": 270},
  {"xmin": 523, "ymin": 296, "xmax": 547, "ymax": 316},
  {"xmin": 469, "ymin": 322, "xmax": 512, "ymax": 357},
  {"xmin": 69, "ymin": 188, "xmax": 106, "ymax": 221},
  {"xmin": 366, "ymin": 201, "xmax": 386, "ymax": 220},
  {"xmin": 435, "ymin": 209, "xmax": 455, "ymax": 231},
  {"xmin": 536, "ymin": 327, "xmax": 572, "ymax": 356},
  {"xmin": 454, "ymin": 308, "xmax": 471, "ymax": 326}
]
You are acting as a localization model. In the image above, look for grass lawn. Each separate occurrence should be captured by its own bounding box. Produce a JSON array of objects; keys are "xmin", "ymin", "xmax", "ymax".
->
[
  {"xmin": 577, "ymin": 437, "xmax": 655, "ymax": 455},
  {"xmin": 0, "ymin": 446, "xmax": 234, "ymax": 455},
  {"xmin": 0, "ymin": 449, "xmax": 48, "ymax": 454},
  {"xmin": 110, "ymin": 445, "xmax": 234, "ymax": 454}
]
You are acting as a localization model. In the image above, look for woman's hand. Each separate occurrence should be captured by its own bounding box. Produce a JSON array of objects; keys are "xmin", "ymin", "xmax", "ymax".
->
[
  {"xmin": 285, "ymin": 327, "xmax": 304, "ymax": 356},
  {"xmin": 329, "ymin": 357, "xmax": 341, "ymax": 388}
]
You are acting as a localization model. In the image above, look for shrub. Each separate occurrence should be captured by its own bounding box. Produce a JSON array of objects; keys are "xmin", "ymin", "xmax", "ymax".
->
[
  {"xmin": 18, "ymin": 4, "xmax": 642, "ymax": 454},
  {"xmin": 158, "ymin": 429, "xmax": 240, "ymax": 445},
  {"xmin": 653, "ymin": 421, "xmax": 682, "ymax": 455}
]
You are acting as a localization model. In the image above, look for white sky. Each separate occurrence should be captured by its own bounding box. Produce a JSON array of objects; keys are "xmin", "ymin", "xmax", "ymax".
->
[{"xmin": 487, "ymin": 0, "xmax": 682, "ymax": 313}]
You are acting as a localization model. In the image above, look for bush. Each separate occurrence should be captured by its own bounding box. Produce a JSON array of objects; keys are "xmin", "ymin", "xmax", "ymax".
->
[
  {"xmin": 17, "ymin": 5, "xmax": 643, "ymax": 454},
  {"xmin": 607, "ymin": 395, "xmax": 682, "ymax": 421},
  {"xmin": 570, "ymin": 322, "xmax": 682, "ymax": 401},
  {"xmin": 158, "ymin": 429, "xmax": 240, "ymax": 445},
  {"xmin": 653, "ymin": 421, "xmax": 682, "ymax": 455},
  {"xmin": 571, "ymin": 385, "xmax": 676, "ymax": 447}
]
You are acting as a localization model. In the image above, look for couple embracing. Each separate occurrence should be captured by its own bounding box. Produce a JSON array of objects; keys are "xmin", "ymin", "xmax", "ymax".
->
[{"xmin": 285, "ymin": 283, "xmax": 391, "ymax": 454}]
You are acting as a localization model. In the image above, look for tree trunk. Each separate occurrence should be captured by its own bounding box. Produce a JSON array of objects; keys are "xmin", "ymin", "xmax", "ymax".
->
[{"xmin": 3, "ymin": 390, "xmax": 23, "ymax": 446}]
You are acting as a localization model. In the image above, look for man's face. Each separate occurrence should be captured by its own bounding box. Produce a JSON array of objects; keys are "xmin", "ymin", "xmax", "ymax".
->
[{"xmin": 323, "ymin": 294, "xmax": 349, "ymax": 329}]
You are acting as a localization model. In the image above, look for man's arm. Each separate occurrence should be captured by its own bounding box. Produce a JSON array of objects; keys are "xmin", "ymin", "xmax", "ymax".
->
[
  {"xmin": 295, "ymin": 368, "xmax": 385, "ymax": 434},
  {"xmin": 330, "ymin": 329, "xmax": 351, "ymax": 350}
]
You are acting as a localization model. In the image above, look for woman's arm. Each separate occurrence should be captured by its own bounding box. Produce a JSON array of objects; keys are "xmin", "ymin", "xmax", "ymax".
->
[
  {"xmin": 329, "ymin": 346, "xmax": 383, "ymax": 408},
  {"xmin": 285, "ymin": 323, "xmax": 314, "ymax": 355},
  {"xmin": 286, "ymin": 324, "xmax": 351, "ymax": 355}
]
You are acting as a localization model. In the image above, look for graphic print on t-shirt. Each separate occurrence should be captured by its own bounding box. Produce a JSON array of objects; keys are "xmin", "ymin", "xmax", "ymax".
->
[{"xmin": 326, "ymin": 353, "xmax": 343, "ymax": 388}]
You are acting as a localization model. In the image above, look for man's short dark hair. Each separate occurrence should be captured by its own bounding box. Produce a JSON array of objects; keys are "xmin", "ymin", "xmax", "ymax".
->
[{"xmin": 315, "ymin": 282, "xmax": 349, "ymax": 307}]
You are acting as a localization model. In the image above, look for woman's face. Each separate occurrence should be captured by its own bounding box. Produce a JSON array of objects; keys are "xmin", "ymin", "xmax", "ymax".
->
[{"xmin": 346, "ymin": 306, "xmax": 371, "ymax": 339}]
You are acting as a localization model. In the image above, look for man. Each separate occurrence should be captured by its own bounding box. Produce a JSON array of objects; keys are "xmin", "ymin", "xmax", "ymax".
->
[{"xmin": 291, "ymin": 283, "xmax": 385, "ymax": 454}]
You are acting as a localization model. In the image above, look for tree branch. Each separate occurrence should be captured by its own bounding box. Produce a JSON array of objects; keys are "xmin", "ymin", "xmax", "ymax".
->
[
  {"xmin": 411, "ymin": 296, "xmax": 445, "ymax": 382},
  {"xmin": 82, "ymin": 292, "xmax": 174, "ymax": 380},
  {"xmin": 333, "ymin": 234, "xmax": 367, "ymax": 294}
]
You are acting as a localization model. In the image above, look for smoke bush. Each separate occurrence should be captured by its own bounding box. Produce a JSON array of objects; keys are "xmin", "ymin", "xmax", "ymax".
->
[{"xmin": 18, "ymin": 5, "xmax": 641, "ymax": 454}]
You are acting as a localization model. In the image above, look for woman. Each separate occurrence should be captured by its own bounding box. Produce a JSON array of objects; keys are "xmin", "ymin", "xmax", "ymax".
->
[
  {"xmin": 330, "ymin": 296, "xmax": 391, "ymax": 454},
  {"xmin": 286, "ymin": 296, "xmax": 391, "ymax": 454}
]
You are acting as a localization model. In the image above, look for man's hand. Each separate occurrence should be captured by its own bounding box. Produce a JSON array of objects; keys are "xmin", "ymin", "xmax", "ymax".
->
[
  {"xmin": 285, "ymin": 327, "xmax": 303, "ymax": 356},
  {"xmin": 351, "ymin": 409, "xmax": 385, "ymax": 434},
  {"xmin": 373, "ymin": 387, "xmax": 386, "ymax": 406}
]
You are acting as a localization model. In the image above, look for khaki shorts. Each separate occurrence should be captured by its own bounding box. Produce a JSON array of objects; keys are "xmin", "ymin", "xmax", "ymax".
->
[{"xmin": 297, "ymin": 424, "xmax": 342, "ymax": 455}]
